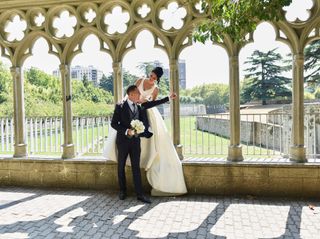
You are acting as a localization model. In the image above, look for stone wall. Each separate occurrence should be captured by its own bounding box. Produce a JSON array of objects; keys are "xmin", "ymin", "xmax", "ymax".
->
[
  {"xmin": 182, "ymin": 162, "xmax": 320, "ymax": 197},
  {"xmin": 0, "ymin": 158, "xmax": 320, "ymax": 198},
  {"xmin": 158, "ymin": 104, "xmax": 206, "ymax": 117},
  {"xmin": 0, "ymin": 159, "xmax": 150, "ymax": 192},
  {"xmin": 197, "ymin": 108, "xmax": 320, "ymax": 156},
  {"xmin": 273, "ymin": 104, "xmax": 320, "ymax": 156},
  {"xmin": 195, "ymin": 117, "xmax": 286, "ymax": 151},
  {"xmin": 196, "ymin": 117, "xmax": 230, "ymax": 139}
]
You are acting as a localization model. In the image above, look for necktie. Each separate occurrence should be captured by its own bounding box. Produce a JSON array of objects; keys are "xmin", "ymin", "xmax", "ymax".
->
[{"xmin": 132, "ymin": 103, "xmax": 136, "ymax": 114}]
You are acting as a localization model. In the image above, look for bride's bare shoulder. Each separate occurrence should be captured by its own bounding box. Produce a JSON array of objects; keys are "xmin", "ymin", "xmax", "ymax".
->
[{"xmin": 135, "ymin": 78, "xmax": 144, "ymax": 86}]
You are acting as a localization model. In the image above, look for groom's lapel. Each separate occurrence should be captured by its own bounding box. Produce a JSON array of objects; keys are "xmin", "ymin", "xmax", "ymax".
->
[{"xmin": 123, "ymin": 100, "xmax": 130, "ymax": 113}]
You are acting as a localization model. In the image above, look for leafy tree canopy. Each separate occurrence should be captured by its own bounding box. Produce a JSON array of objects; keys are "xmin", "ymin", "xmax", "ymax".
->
[
  {"xmin": 0, "ymin": 61, "xmax": 12, "ymax": 104},
  {"xmin": 99, "ymin": 70, "xmax": 139, "ymax": 95},
  {"xmin": 241, "ymin": 48, "xmax": 291, "ymax": 105},
  {"xmin": 99, "ymin": 74, "xmax": 113, "ymax": 93},
  {"xmin": 304, "ymin": 40, "xmax": 320, "ymax": 86},
  {"xmin": 0, "ymin": 66, "xmax": 114, "ymax": 117},
  {"xmin": 181, "ymin": 83, "xmax": 228, "ymax": 106},
  {"xmin": 192, "ymin": 0, "xmax": 292, "ymax": 43}
]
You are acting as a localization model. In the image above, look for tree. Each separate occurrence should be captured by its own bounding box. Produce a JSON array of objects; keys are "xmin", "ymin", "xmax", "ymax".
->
[
  {"xmin": 0, "ymin": 65, "xmax": 115, "ymax": 117},
  {"xmin": 82, "ymin": 74, "xmax": 89, "ymax": 88},
  {"xmin": 26, "ymin": 67, "xmax": 60, "ymax": 88},
  {"xmin": 181, "ymin": 83, "xmax": 228, "ymax": 106},
  {"xmin": 123, "ymin": 70, "xmax": 138, "ymax": 90},
  {"xmin": 99, "ymin": 74, "xmax": 113, "ymax": 94},
  {"xmin": 100, "ymin": 70, "xmax": 139, "ymax": 94},
  {"xmin": 0, "ymin": 62, "xmax": 11, "ymax": 104},
  {"xmin": 25, "ymin": 67, "xmax": 62, "ymax": 104},
  {"xmin": 241, "ymin": 49, "xmax": 291, "ymax": 105},
  {"xmin": 137, "ymin": 61, "xmax": 161, "ymax": 77},
  {"xmin": 304, "ymin": 40, "xmax": 320, "ymax": 86},
  {"xmin": 157, "ymin": 76, "xmax": 170, "ymax": 96},
  {"xmin": 192, "ymin": 0, "xmax": 292, "ymax": 43},
  {"xmin": 203, "ymin": 84, "xmax": 229, "ymax": 106},
  {"xmin": 240, "ymin": 79, "xmax": 253, "ymax": 104},
  {"xmin": 314, "ymin": 88, "xmax": 320, "ymax": 99},
  {"xmin": 26, "ymin": 67, "xmax": 45, "ymax": 86}
]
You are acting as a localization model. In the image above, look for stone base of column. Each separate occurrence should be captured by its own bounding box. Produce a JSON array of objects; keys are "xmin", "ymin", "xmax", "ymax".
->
[
  {"xmin": 227, "ymin": 145, "xmax": 244, "ymax": 162},
  {"xmin": 14, "ymin": 144, "xmax": 28, "ymax": 158},
  {"xmin": 290, "ymin": 145, "xmax": 306, "ymax": 163},
  {"xmin": 62, "ymin": 144, "xmax": 75, "ymax": 159},
  {"xmin": 175, "ymin": 144, "xmax": 183, "ymax": 160}
]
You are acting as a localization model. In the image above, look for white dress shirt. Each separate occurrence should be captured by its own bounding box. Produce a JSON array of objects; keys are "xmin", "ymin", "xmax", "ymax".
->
[
  {"xmin": 127, "ymin": 98, "xmax": 136, "ymax": 113},
  {"xmin": 126, "ymin": 99, "xmax": 137, "ymax": 136}
]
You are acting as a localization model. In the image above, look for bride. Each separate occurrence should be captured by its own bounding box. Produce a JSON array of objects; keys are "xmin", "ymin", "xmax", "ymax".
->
[{"xmin": 103, "ymin": 66, "xmax": 187, "ymax": 196}]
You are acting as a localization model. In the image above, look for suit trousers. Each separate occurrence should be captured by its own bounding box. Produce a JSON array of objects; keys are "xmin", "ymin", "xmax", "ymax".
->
[{"xmin": 116, "ymin": 136, "xmax": 143, "ymax": 196}]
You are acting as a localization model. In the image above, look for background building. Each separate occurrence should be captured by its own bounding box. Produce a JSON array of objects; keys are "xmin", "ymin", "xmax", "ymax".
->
[
  {"xmin": 53, "ymin": 65, "xmax": 103, "ymax": 86},
  {"xmin": 178, "ymin": 59, "xmax": 186, "ymax": 89},
  {"xmin": 162, "ymin": 59, "xmax": 186, "ymax": 89}
]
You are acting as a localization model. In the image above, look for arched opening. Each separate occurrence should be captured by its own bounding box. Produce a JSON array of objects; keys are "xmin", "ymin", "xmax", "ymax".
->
[
  {"xmin": 303, "ymin": 38, "xmax": 320, "ymax": 158},
  {"xmin": 122, "ymin": 30, "xmax": 169, "ymax": 91},
  {"xmin": 179, "ymin": 41, "xmax": 229, "ymax": 158},
  {"xmin": 0, "ymin": 47, "xmax": 13, "ymax": 155},
  {"xmin": 70, "ymin": 34, "xmax": 114, "ymax": 156},
  {"xmin": 239, "ymin": 22, "xmax": 292, "ymax": 158},
  {"xmin": 22, "ymin": 37, "xmax": 61, "ymax": 155},
  {"xmin": 122, "ymin": 29, "xmax": 170, "ymax": 128}
]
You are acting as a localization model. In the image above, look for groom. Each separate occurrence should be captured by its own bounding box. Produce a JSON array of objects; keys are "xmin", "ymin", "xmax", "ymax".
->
[{"xmin": 111, "ymin": 85, "xmax": 176, "ymax": 203}]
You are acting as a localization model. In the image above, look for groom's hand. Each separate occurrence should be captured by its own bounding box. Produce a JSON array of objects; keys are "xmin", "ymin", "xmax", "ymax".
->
[
  {"xmin": 169, "ymin": 92, "xmax": 177, "ymax": 100},
  {"xmin": 127, "ymin": 129, "xmax": 135, "ymax": 136}
]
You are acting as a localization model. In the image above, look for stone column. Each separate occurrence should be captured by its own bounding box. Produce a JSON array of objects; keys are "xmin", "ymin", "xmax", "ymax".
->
[
  {"xmin": 113, "ymin": 62, "xmax": 123, "ymax": 103},
  {"xmin": 60, "ymin": 64, "xmax": 75, "ymax": 159},
  {"xmin": 290, "ymin": 53, "xmax": 306, "ymax": 162},
  {"xmin": 11, "ymin": 66, "xmax": 27, "ymax": 157},
  {"xmin": 169, "ymin": 59, "xmax": 183, "ymax": 159},
  {"xmin": 227, "ymin": 55, "xmax": 243, "ymax": 161}
]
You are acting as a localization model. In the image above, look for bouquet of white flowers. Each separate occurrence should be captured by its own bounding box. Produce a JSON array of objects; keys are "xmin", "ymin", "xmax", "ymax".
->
[{"xmin": 130, "ymin": 119, "xmax": 145, "ymax": 136}]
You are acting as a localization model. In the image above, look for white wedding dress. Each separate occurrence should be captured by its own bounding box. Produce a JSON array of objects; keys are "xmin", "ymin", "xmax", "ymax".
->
[{"xmin": 103, "ymin": 79, "xmax": 187, "ymax": 196}]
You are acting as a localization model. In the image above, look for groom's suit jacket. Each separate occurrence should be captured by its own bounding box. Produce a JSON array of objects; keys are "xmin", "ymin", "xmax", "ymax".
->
[{"xmin": 111, "ymin": 97, "xmax": 169, "ymax": 141}]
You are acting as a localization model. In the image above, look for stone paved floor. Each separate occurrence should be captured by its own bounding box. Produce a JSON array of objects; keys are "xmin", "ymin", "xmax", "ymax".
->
[{"xmin": 0, "ymin": 187, "xmax": 319, "ymax": 239}]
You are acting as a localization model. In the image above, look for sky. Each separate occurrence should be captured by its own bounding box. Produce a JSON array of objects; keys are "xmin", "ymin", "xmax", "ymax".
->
[{"xmin": 0, "ymin": 0, "xmax": 313, "ymax": 89}]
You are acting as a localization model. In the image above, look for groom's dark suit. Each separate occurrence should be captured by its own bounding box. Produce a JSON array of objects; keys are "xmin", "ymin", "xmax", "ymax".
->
[{"xmin": 111, "ymin": 97, "xmax": 169, "ymax": 196}]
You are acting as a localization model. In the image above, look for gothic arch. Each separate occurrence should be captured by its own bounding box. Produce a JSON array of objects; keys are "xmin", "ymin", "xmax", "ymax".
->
[
  {"xmin": 0, "ymin": 44, "xmax": 13, "ymax": 64},
  {"xmin": 62, "ymin": 27, "xmax": 116, "ymax": 64},
  {"xmin": 173, "ymin": 18, "xmax": 205, "ymax": 58},
  {"xmin": 13, "ymin": 31, "xmax": 61, "ymax": 66},
  {"xmin": 116, "ymin": 22, "xmax": 172, "ymax": 62},
  {"xmin": 302, "ymin": 17, "xmax": 320, "ymax": 47},
  {"xmin": 238, "ymin": 21, "xmax": 294, "ymax": 55}
]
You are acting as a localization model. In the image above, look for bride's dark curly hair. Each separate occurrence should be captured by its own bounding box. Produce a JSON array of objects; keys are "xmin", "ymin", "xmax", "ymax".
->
[{"xmin": 152, "ymin": 67, "xmax": 163, "ymax": 84}]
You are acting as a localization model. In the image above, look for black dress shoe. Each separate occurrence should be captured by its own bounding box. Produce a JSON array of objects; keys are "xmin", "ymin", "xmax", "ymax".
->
[
  {"xmin": 137, "ymin": 195, "xmax": 151, "ymax": 204},
  {"xmin": 119, "ymin": 191, "xmax": 127, "ymax": 200}
]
